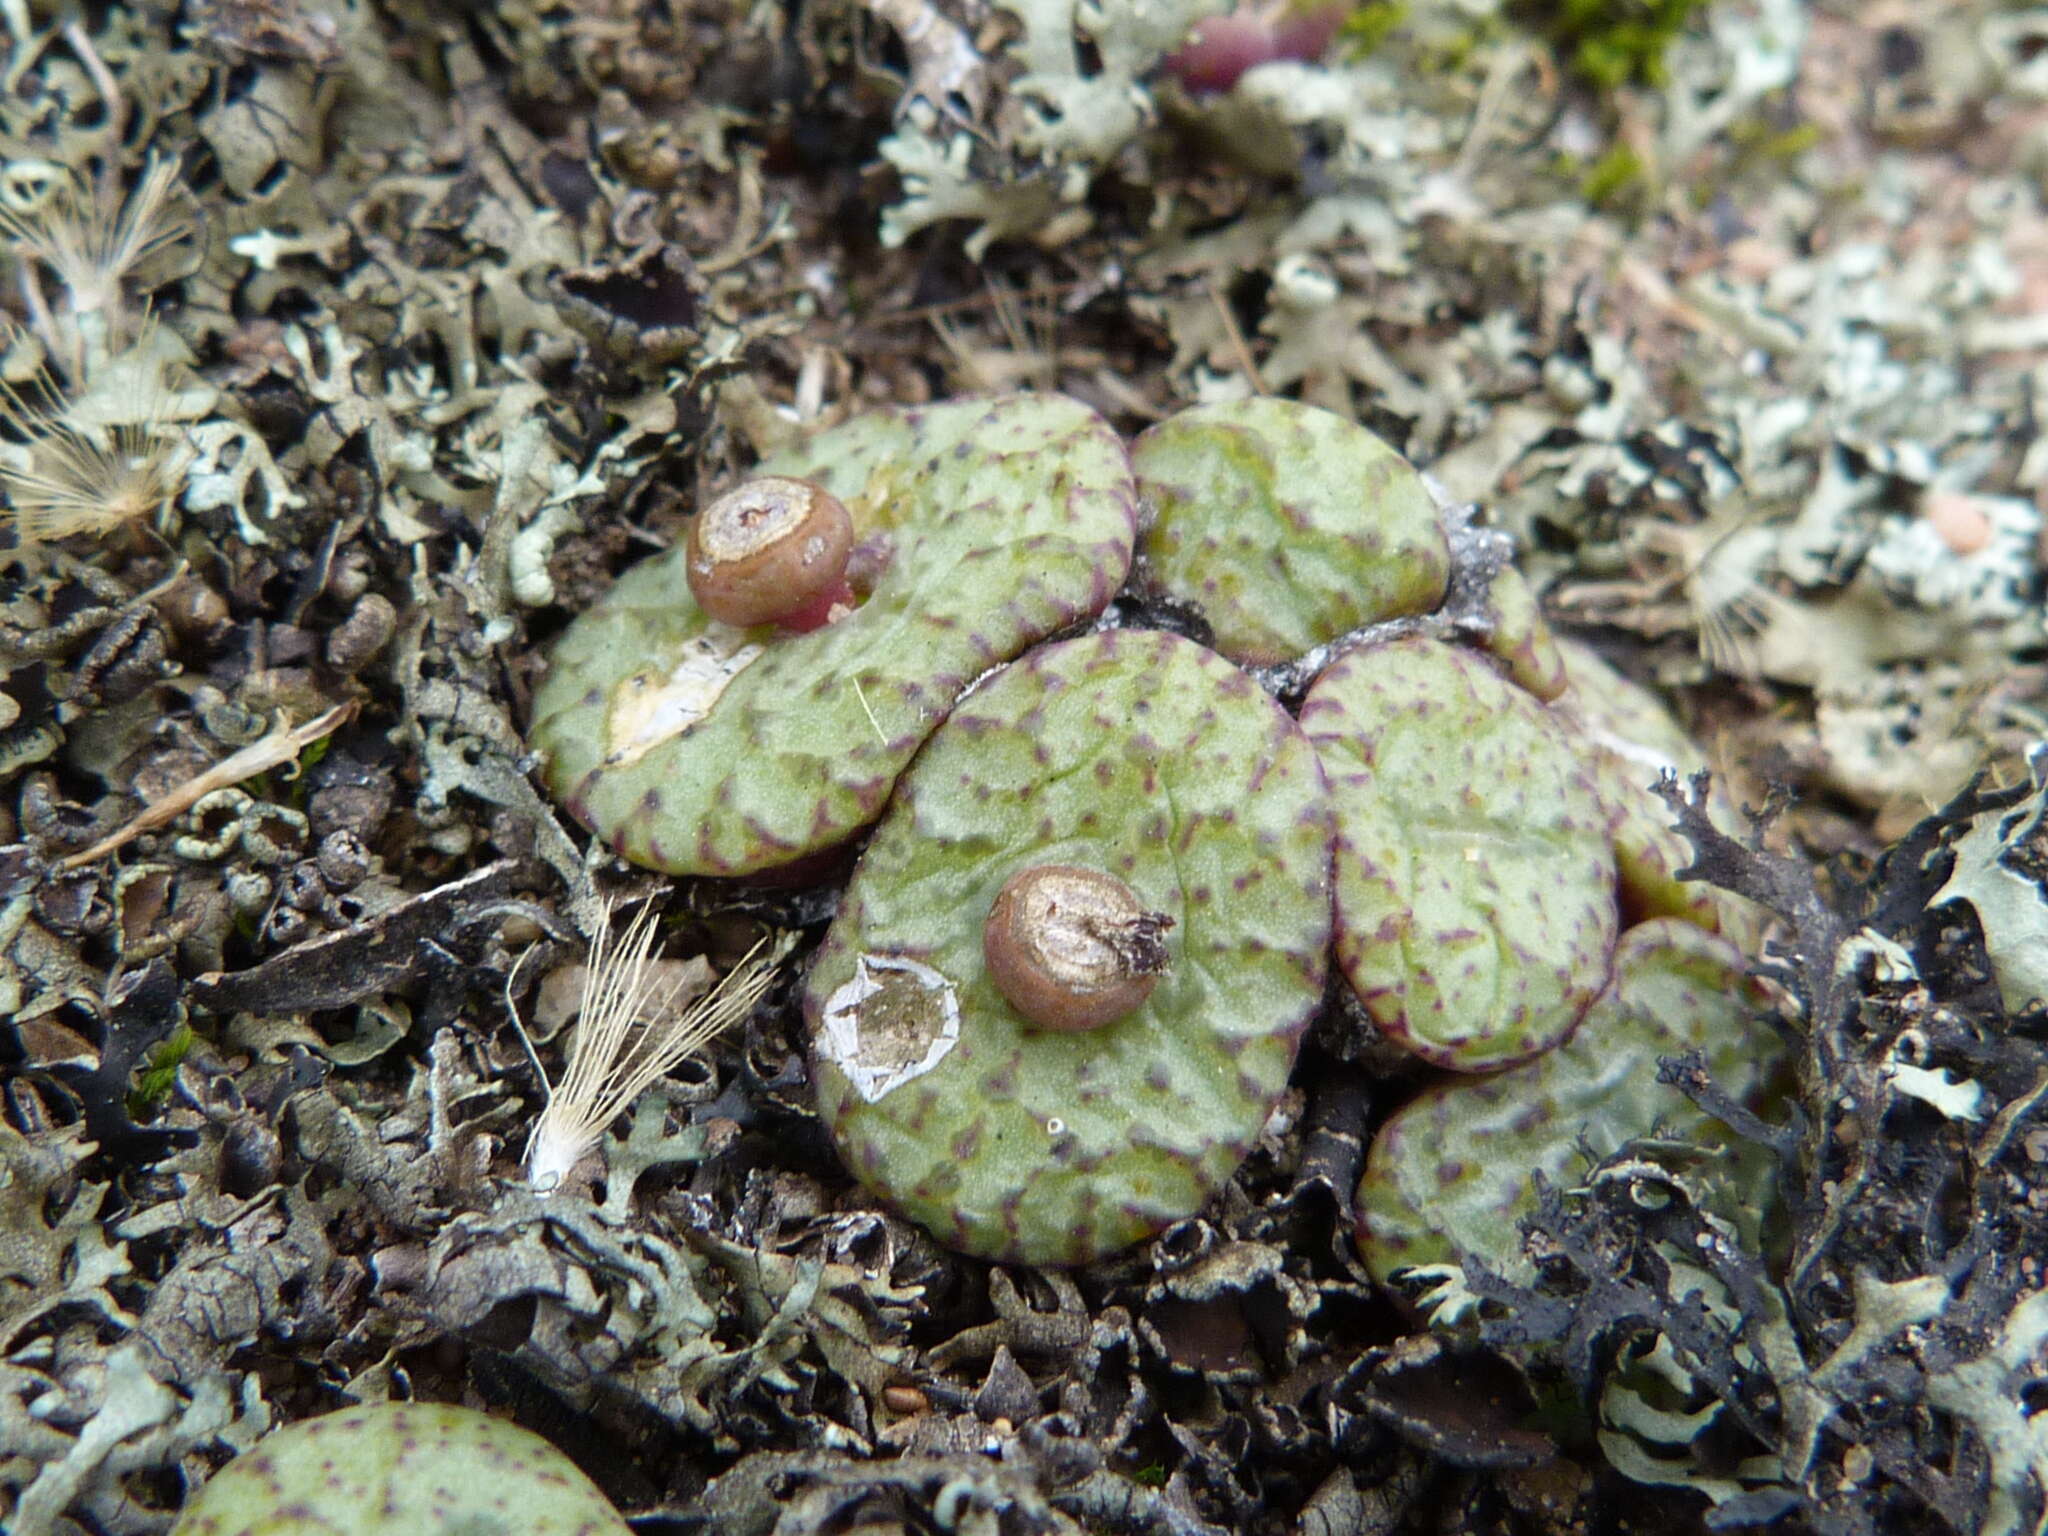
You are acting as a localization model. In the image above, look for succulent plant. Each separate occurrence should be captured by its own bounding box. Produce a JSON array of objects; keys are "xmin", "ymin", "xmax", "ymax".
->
[
  {"xmin": 1472, "ymin": 561, "xmax": 1568, "ymax": 703},
  {"xmin": 802, "ymin": 628, "xmax": 1333, "ymax": 1267},
  {"xmin": 1353, "ymin": 917, "xmax": 1788, "ymax": 1291},
  {"xmin": 527, "ymin": 389, "xmax": 1768, "ymax": 1274},
  {"xmin": 1301, "ymin": 635, "xmax": 1618, "ymax": 1073},
  {"xmin": 1128, "ymin": 398, "xmax": 1450, "ymax": 667},
  {"xmin": 169, "ymin": 1401, "xmax": 631, "ymax": 1536},
  {"xmin": 1552, "ymin": 636, "xmax": 1755, "ymax": 939},
  {"xmin": 529, "ymin": 394, "xmax": 1137, "ymax": 877}
]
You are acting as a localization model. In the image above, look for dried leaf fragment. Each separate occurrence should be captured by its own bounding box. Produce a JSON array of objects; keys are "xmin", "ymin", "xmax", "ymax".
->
[{"xmin": 59, "ymin": 702, "xmax": 357, "ymax": 870}]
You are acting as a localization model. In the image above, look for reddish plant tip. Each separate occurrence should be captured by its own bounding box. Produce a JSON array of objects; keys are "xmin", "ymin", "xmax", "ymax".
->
[
  {"xmin": 686, "ymin": 475, "xmax": 855, "ymax": 628},
  {"xmin": 983, "ymin": 864, "xmax": 1175, "ymax": 1032},
  {"xmin": 775, "ymin": 575, "xmax": 857, "ymax": 634},
  {"xmin": 1164, "ymin": 1, "xmax": 1348, "ymax": 94}
]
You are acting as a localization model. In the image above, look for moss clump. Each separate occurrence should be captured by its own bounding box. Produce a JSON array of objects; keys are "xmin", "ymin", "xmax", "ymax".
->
[{"xmin": 1514, "ymin": 0, "xmax": 1708, "ymax": 89}]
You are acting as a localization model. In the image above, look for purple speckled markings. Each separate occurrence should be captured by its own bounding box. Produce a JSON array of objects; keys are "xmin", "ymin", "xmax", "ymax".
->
[
  {"xmin": 1354, "ymin": 919, "xmax": 1786, "ymax": 1289},
  {"xmin": 1301, "ymin": 637, "xmax": 1617, "ymax": 1073},
  {"xmin": 528, "ymin": 395, "xmax": 1138, "ymax": 878},
  {"xmin": 803, "ymin": 629, "xmax": 1335, "ymax": 1267},
  {"xmin": 168, "ymin": 1401, "xmax": 631, "ymax": 1536},
  {"xmin": 1129, "ymin": 398, "xmax": 1450, "ymax": 666}
]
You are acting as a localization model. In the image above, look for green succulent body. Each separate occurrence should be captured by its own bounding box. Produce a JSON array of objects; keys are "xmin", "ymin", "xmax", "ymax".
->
[
  {"xmin": 1552, "ymin": 637, "xmax": 1760, "ymax": 942},
  {"xmin": 1355, "ymin": 918, "xmax": 1786, "ymax": 1288},
  {"xmin": 1130, "ymin": 397, "xmax": 1450, "ymax": 666},
  {"xmin": 1475, "ymin": 562, "xmax": 1567, "ymax": 701},
  {"xmin": 530, "ymin": 391, "xmax": 1773, "ymax": 1274},
  {"xmin": 804, "ymin": 629, "xmax": 1334, "ymax": 1266},
  {"xmin": 169, "ymin": 1402, "xmax": 630, "ymax": 1536},
  {"xmin": 530, "ymin": 395, "xmax": 1136, "ymax": 877},
  {"xmin": 1302, "ymin": 636, "xmax": 1617, "ymax": 1072}
]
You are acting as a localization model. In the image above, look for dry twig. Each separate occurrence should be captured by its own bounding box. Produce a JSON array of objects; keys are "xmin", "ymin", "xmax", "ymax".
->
[{"xmin": 58, "ymin": 702, "xmax": 358, "ymax": 870}]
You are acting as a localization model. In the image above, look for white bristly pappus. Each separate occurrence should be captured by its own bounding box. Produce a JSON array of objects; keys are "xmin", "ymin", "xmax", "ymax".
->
[{"xmin": 518, "ymin": 900, "xmax": 786, "ymax": 1194}]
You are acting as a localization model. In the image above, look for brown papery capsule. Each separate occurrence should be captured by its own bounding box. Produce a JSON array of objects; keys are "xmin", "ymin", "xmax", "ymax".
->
[
  {"xmin": 983, "ymin": 864, "xmax": 1175, "ymax": 1032},
  {"xmin": 686, "ymin": 476, "xmax": 855, "ymax": 628}
]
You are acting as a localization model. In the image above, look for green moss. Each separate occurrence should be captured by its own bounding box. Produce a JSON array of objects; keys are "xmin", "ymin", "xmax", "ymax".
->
[
  {"xmin": 1579, "ymin": 143, "xmax": 1648, "ymax": 209},
  {"xmin": 1514, "ymin": 0, "xmax": 1708, "ymax": 89},
  {"xmin": 127, "ymin": 1025, "xmax": 193, "ymax": 1118},
  {"xmin": 1337, "ymin": 1, "xmax": 1410, "ymax": 56}
]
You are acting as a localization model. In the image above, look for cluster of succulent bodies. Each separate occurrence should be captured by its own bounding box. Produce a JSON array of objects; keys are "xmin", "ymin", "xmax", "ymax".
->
[{"xmin": 530, "ymin": 393, "xmax": 1783, "ymax": 1277}]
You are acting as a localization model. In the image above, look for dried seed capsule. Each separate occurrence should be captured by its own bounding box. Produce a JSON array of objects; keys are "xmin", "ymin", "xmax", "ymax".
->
[
  {"xmin": 983, "ymin": 863, "xmax": 1173, "ymax": 1032},
  {"xmin": 685, "ymin": 475, "xmax": 854, "ymax": 628}
]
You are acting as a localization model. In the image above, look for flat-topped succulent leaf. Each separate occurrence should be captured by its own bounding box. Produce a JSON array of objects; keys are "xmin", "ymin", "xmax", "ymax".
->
[
  {"xmin": 1475, "ymin": 562, "xmax": 1567, "ymax": 702},
  {"xmin": 530, "ymin": 395, "xmax": 1137, "ymax": 876},
  {"xmin": 1553, "ymin": 637, "xmax": 1760, "ymax": 941},
  {"xmin": 1355, "ymin": 919, "xmax": 1786, "ymax": 1289},
  {"xmin": 804, "ymin": 629, "xmax": 1334, "ymax": 1266},
  {"xmin": 1302, "ymin": 637, "xmax": 1616, "ymax": 1072},
  {"xmin": 1129, "ymin": 398, "xmax": 1450, "ymax": 666},
  {"xmin": 170, "ymin": 1401, "xmax": 631, "ymax": 1536}
]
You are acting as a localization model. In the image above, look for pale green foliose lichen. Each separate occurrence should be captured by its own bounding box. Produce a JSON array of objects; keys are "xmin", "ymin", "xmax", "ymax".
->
[
  {"xmin": 877, "ymin": 0, "xmax": 1228, "ymax": 254},
  {"xmin": 1932, "ymin": 747, "xmax": 2048, "ymax": 1017}
]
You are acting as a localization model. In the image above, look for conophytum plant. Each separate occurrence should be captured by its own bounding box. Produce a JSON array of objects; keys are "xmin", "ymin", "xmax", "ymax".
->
[{"xmin": 527, "ymin": 391, "xmax": 1781, "ymax": 1270}]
